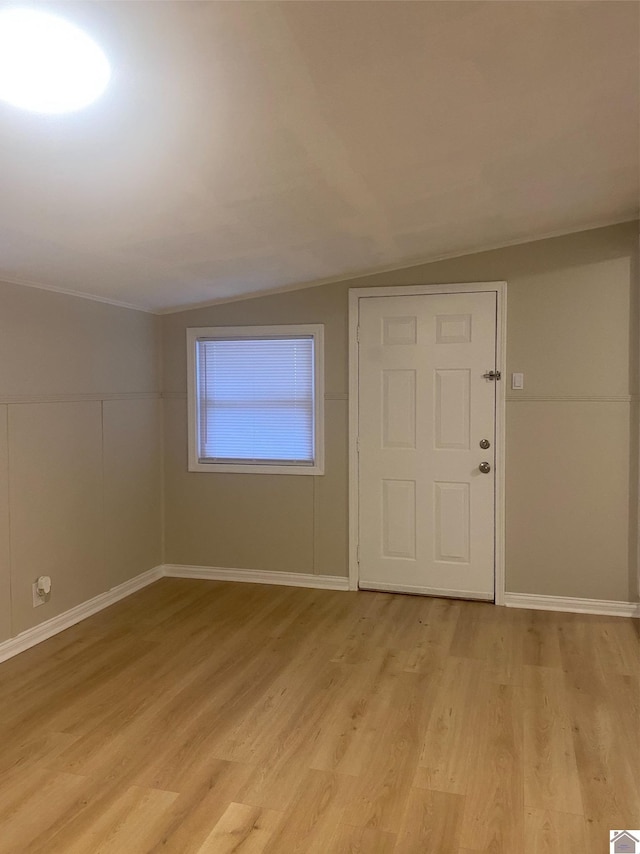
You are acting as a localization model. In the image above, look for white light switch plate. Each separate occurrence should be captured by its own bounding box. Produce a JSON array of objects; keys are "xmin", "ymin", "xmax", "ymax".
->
[{"xmin": 512, "ymin": 372, "xmax": 524, "ymax": 390}]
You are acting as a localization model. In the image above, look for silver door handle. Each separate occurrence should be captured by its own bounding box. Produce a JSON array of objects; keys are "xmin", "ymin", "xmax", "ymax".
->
[{"xmin": 479, "ymin": 462, "xmax": 491, "ymax": 474}]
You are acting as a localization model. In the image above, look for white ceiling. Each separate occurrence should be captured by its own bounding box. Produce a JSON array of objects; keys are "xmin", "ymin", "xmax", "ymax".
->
[{"xmin": 0, "ymin": 1, "xmax": 638, "ymax": 313}]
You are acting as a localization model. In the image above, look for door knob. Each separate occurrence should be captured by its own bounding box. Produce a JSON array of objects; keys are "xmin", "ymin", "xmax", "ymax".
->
[{"xmin": 479, "ymin": 461, "xmax": 491, "ymax": 474}]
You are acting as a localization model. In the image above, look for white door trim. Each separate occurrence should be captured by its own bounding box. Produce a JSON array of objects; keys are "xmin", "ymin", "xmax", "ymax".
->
[{"xmin": 348, "ymin": 283, "xmax": 507, "ymax": 603}]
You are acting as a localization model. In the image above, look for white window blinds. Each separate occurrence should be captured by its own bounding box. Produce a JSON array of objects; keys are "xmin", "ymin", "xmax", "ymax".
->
[{"xmin": 196, "ymin": 336, "xmax": 316, "ymax": 465}]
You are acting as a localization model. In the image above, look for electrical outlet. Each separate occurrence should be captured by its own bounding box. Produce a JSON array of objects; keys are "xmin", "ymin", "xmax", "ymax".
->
[{"xmin": 32, "ymin": 581, "xmax": 45, "ymax": 608}]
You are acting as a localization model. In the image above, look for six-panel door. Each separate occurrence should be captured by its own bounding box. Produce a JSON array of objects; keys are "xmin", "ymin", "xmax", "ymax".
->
[{"xmin": 357, "ymin": 292, "xmax": 497, "ymax": 600}]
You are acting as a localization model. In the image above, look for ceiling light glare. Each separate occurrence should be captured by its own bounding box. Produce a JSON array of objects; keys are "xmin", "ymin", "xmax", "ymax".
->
[{"xmin": 0, "ymin": 8, "xmax": 111, "ymax": 114}]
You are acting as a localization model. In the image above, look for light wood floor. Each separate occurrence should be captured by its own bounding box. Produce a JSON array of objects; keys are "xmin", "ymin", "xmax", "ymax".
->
[{"xmin": 0, "ymin": 579, "xmax": 638, "ymax": 853}]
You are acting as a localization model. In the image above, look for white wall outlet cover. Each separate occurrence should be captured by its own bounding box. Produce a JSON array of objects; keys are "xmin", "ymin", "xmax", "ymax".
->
[
  {"xmin": 32, "ymin": 575, "xmax": 52, "ymax": 606},
  {"xmin": 511, "ymin": 372, "xmax": 524, "ymax": 390},
  {"xmin": 36, "ymin": 575, "xmax": 52, "ymax": 595}
]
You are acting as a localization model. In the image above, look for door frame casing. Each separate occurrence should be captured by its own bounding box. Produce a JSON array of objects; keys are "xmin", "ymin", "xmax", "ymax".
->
[{"xmin": 348, "ymin": 282, "xmax": 507, "ymax": 603}]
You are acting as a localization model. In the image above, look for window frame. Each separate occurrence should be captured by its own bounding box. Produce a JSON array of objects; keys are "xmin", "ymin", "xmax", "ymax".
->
[{"xmin": 187, "ymin": 324, "xmax": 325, "ymax": 475}]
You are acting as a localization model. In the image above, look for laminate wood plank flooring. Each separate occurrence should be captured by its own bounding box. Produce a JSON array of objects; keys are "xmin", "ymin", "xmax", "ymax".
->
[{"xmin": 0, "ymin": 578, "xmax": 637, "ymax": 853}]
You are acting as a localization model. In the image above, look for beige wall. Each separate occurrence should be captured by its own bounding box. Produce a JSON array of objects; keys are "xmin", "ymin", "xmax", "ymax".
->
[
  {"xmin": 0, "ymin": 281, "xmax": 163, "ymax": 641},
  {"xmin": 163, "ymin": 222, "xmax": 639, "ymax": 602},
  {"xmin": 3, "ymin": 221, "xmax": 634, "ymax": 647}
]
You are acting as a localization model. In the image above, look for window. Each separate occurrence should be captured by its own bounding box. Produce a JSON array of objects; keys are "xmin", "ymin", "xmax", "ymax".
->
[{"xmin": 187, "ymin": 325, "xmax": 324, "ymax": 474}]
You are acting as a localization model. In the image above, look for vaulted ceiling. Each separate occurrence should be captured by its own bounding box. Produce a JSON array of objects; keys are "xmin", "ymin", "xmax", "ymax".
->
[{"xmin": 1, "ymin": 1, "xmax": 638, "ymax": 312}]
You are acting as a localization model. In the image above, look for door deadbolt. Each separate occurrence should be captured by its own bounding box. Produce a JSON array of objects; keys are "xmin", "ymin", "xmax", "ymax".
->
[
  {"xmin": 479, "ymin": 439, "xmax": 491, "ymax": 449},
  {"xmin": 479, "ymin": 461, "xmax": 491, "ymax": 474}
]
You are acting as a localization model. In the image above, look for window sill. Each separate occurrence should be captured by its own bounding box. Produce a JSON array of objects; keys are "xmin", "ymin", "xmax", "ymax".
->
[{"xmin": 188, "ymin": 460, "xmax": 324, "ymax": 475}]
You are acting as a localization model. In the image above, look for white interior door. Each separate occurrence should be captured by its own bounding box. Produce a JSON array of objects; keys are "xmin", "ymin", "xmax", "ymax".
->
[{"xmin": 357, "ymin": 290, "xmax": 497, "ymax": 600}]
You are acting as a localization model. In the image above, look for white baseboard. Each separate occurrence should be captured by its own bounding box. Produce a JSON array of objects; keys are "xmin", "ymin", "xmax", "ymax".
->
[
  {"xmin": 163, "ymin": 564, "xmax": 350, "ymax": 591},
  {"xmin": 0, "ymin": 565, "xmax": 164, "ymax": 665},
  {"xmin": 504, "ymin": 592, "xmax": 640, "ymax": 618},
  {"xmin": 2, "ymin": 568, "xmax": 635, "ymax": 667}
]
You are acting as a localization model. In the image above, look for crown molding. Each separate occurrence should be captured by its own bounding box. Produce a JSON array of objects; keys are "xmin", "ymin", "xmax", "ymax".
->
[
  {"xmin": 0, "ymin": 275, "xmax": 153, "ymax": 314},
  {"xmin": 158, "ymin": 216, "xmax": 638, "ymax": 315},
  {"xmin": 1, "ymin": 215, "xmax": 636, "ymax": 316}
]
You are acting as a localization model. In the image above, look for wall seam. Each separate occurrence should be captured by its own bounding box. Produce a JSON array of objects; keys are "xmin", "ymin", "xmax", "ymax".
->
[
  {"xmin": 100, "ymin": 400, "xmax": 107, "ymax": 594},
  {"xmin": 0, "ymin": 392, "xmax": 162, "ymax": 405},
  {"xmin": 5, "ymin": 405, "xmax": 14, "ymax": 638},
  {"xmin": 312, "ymin": 476, "xmax": 318, "ymax": 576},
  {"xmin": 160, "ymin": 398, "xmax": 166, "ymax": 568},
  {"xmin": 159, "ymin": 319, "xmax": 166, "ymax": 567}
]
